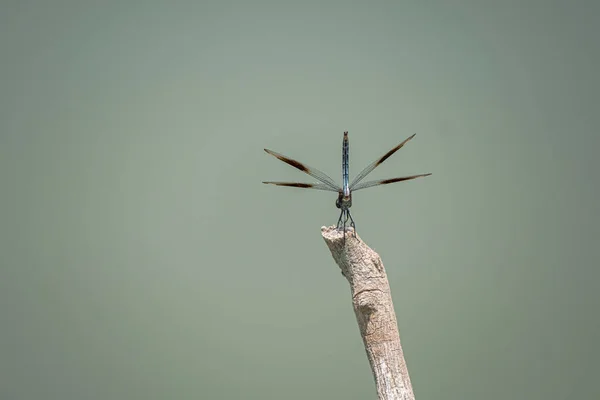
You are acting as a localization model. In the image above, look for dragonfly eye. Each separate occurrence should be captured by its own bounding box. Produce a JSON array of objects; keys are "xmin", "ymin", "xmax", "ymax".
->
[{"xmin": 335, "ymin": 197, "xmax": 342, "ymax": 209}]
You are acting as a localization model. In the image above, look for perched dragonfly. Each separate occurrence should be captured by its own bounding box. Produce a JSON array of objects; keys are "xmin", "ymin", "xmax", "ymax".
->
[{"xmin": 263, "ymin": 131, "xmax": 431, "ymax": 241}]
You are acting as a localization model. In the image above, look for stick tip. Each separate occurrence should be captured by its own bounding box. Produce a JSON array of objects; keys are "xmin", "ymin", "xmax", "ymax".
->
[{"xmin": 321, "ymin": 225, "xmax": 358, "ymax": 243}]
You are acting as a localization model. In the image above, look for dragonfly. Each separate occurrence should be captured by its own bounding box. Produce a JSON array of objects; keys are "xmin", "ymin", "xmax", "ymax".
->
[{"xmin": 263, "ymin": 131, "xmax": 431, "ymax": 242}]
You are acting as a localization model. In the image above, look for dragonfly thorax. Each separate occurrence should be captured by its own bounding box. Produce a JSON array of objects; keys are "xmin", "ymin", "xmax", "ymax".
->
[{"xmin": 336, "ymin": 191, "xmax": 352, "ymax": 210}]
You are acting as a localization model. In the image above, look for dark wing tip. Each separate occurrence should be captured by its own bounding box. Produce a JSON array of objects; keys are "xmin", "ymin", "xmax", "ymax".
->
[
  {"xmin": 262, "ymin": 181, "xmax": 316, "ymax": 188},
  {"xmin": 379, "ymin": 173, "xmax": 431, "ymax": 185}
]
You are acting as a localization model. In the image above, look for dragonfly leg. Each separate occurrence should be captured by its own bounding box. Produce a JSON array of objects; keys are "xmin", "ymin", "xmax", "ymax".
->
[
  {"xmin": 343, "ymin": 209, "xmax": 351, "ymax": 243},
  {"xmin": 348, "ymin": 210, "xmax": 356, "ymax": 237},
  {"xmin": 336, "ymin": 209, "xmax": 344, "ymax": 230}
]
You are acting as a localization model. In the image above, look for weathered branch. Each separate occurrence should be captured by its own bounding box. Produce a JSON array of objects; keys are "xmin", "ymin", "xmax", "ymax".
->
[{"xmin": 321, "ymin": 226, "xmax": 415, "ymax": 400}]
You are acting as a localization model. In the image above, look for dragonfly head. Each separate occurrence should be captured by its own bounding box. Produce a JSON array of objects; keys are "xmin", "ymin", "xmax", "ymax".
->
[{"xmin": 336, "ymin": 191, "xmax": 352, "ymax": 210}]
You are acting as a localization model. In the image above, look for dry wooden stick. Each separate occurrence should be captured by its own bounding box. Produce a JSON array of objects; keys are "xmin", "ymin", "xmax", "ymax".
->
[{"xmin": 321, "ymin": 226, "xmax": 415, "ymax": 400}]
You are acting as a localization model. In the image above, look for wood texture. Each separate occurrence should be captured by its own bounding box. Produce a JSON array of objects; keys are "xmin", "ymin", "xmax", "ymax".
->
[{"xmin": 321, "ymin": 226, "xmax": 415, "ymax": 400}]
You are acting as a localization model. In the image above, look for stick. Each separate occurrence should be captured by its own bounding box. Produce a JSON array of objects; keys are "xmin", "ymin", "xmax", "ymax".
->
[{"xmin": 321, "ymin": 226, "xmax": 415, "ymax": 400}]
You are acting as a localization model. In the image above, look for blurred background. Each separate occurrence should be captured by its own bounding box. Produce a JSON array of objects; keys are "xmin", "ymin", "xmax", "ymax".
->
[{"xmin": 1, "ymin": 1, "xmax": 599, "ymax": 399}]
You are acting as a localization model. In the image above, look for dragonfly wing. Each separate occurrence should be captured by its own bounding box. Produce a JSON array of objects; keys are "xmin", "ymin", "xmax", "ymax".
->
[
  {"xmin": 351, "ymin": 173, "xmax": 431, "ymax": 191},
  {"xmin": 262, "ymin": 181, "xmax": 339, "ymax": 191},
  {"xmin": 264, "ymin": 148, "xmax": 340, "ymax": 191},
  {"xmin": 350, "ymin": 134, "xmax": 416, "ymax": 190}
]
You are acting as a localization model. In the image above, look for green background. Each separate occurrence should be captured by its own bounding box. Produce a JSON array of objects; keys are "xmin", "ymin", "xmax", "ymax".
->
[{"xmin": 1, "ymin": 1, "xmax": 599, "ymax": 399}]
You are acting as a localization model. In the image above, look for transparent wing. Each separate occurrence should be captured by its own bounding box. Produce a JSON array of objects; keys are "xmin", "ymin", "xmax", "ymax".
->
[
  {"xmin": 350, "ymin": 134, "xmax": 416, "ymax": 190},
  {"xmin": 262, "ymin": 181, "xmax": 339, "ymax": 192},
  {"xmin": 351, "ymin": 173, "xmax": 431, "ymax": 191},
  {"xmin": 264, "ymin": 148, "xmax": 340, "ymax": 191}
]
